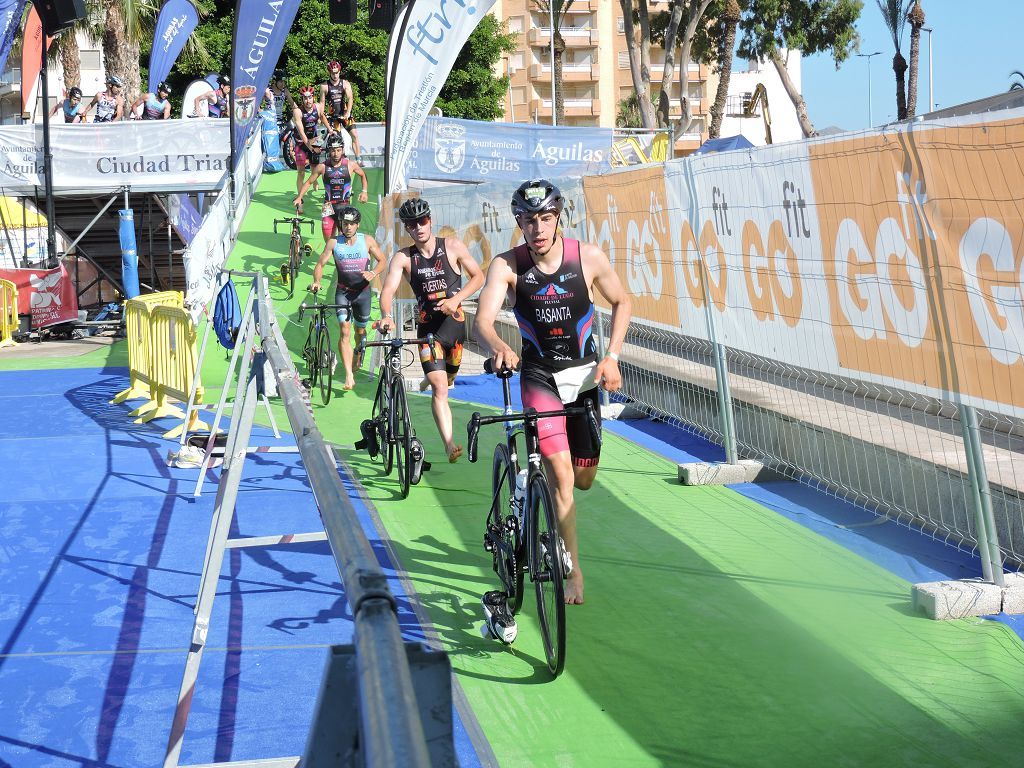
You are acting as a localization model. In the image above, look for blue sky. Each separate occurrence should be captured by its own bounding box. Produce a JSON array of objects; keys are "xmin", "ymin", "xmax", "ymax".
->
[{"xmin": 801, "ymin": 1, "xmax": 1021, "ymax": 131}]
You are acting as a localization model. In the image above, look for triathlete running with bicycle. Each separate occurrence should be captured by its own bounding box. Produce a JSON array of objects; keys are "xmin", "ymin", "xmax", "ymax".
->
[
  {"xmin": 310, "ymin": 206, "xmax": 386, "ymax": 391},
  {"xmin": 375, "ymin": 198, "xmax": 485, "ymax": 463},
  {"xmin": 293, "ymin": 135, "xmax": 368, "ymax": 243},
  {"xmin": 320, "ymin": 60, "xmax": 361, "ymax": 159},
  {"xmin": 291, "ymin": 86, "xmax": 332, "ymax": 196},
  {"xmin": 474, "ymin": 179, "xmax": 632, "ymax": 605}
]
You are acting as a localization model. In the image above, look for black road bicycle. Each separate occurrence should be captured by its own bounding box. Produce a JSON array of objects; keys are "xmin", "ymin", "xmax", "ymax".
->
[
  {"xmin": 299, "ymin": 299, "xmax": 350, "ymax": 405},
  {"xmin": 355, "ymin": 332, "xmax": 435, "ymax": 499},
  {"xmin": 273, "ymin": 216, "xmax": 314, "ymax": 297},
  {"xmin": 467, "ymin": 361, "xmax": 600, "ymax": 677}
]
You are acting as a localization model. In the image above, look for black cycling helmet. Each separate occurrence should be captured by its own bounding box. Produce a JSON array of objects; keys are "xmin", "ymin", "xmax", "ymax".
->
[
  {"xmin": 338, "ymin": 205, "xmax": 361, "ymax": 224},
  {"xmin": 398, "ymin": 198, "xmax": 431, "ymax": 222},
  {"xmin": 326, "ymin": 135, "xmax": 345, "ymax": 151},
  {"xmin": 273, "ymin": 69, "xmax": 285, "ymax": 81},
  {"xmin": 217, "ymin": 75, "xmax": 230, "ymax": 88},
  {"xmin": 511, "ymin": 179, "xmax": 564, "ymax": 218},
  {"xmin": 68, "ymin": 87, "xmax": 82, "ymax": 99},
  {"xmin": 157, "ymin": 81, "xmax": 171, "ymax": 94}
]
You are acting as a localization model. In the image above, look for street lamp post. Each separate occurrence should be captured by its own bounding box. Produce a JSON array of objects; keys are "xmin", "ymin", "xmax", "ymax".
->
[
  {"xmin": 923, "ymin": 27, "xmax": 934, "ymax": 111},
  {"xmin": 549, "ymin": 2, "xmax": 557, "ymax": 126},
  {"xmin": 856, "ymin": 51, "xmax": 883, "ymax": 127}
]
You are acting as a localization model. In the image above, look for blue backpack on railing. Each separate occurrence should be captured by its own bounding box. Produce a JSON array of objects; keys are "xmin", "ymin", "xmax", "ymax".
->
[{"xmin": 213, "ymin": 278, "xmax": 241, "ymax": 348}]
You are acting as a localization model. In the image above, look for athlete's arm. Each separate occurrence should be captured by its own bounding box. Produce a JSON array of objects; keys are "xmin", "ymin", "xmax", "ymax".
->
[
  {"xmin": 129, "ymin": 96, "xmax": 146, "ymax": 115},
  {"xmin": 349, "ymin": 160, "xmax": 369, "ymax": 203},
  {"xmin": 311, "ymin": 238, "xmax": 336, "ymax": 293},
  {"xmin": 49, "ymin": 102, "xmax": 61, "ymax": 118},
  {"xmin": 317, "ymin": 83, "xmax": 328, "ymax": 118},
  {"xmin": 342, "ymin": 80, "xmax": 353, "ymax": 119},
  {"xmin": 475, "ymin": 253, "xmax": 519, "ymax": 371},
  {"xmin": 291, "ymin": 105, "xmax": 308, "ymax": 142},
  {"xmin": 584, "ymin": 244, "xmax": 631, "ymax": 392},
  {"xmin": 114, "ymin": 96, "xmax": 125, "ymax": 121},
  {"xmin": 436, "ymin": 239, "xmax": 483, "ymax": 316},
  {"xmin": 374, "ymin": 252, "xmax": 409, "ymax": 333},
  {"xmin": 193, "ymin": 90, "xmax": 215, "ymax": 115},
  {"xmin": 293, "ymin": 163, "xmax": 326, "ymax": 211},
  {"xmin": 162, "ymin": 99, "xmax": 171, "ymax": 119},
  {"xmin": 364, "ymin": 236, "xmax": 387, "ymax": 282}
]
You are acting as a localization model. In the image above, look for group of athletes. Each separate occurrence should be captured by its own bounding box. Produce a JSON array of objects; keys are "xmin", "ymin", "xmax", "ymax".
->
[{"xmin": 306, "ymin": 170, "xmax": 632, "ymax": 606}]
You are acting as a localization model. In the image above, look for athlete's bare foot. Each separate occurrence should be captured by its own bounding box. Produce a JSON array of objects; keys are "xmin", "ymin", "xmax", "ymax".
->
[
  {"xmin": 342, "ymin": 379, "xmax": 355, "ymax": 391},
  {"xmin": 564, "ymin": 573, "xmax": 584, "ymax": 605},
  {"xmin": 447, "ymin": 443, "xmax": 463, "ymax": 463}
]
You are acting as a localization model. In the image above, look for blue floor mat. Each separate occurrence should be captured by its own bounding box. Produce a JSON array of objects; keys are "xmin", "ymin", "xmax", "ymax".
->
[{"xmin": 0, "ymin": 368, "xmax": 482, "ymax": 767}]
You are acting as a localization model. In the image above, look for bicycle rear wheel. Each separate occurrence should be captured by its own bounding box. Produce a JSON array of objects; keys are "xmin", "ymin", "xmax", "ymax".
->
[
  {"xmin": 303, "ymin": 321, "xmax": 318, "ymax": 388},
  {"xmin": 391, "ymin": 378, "xmax": 412, "ymax": 498},
  {"xmin": 371, "ymin": 368, "xmax": 394, "ymax": 473},
  {"xmin": 492, "ymin": 442, "xmax": 524, "ymax": 614},
  {"xmin": 317, "ymin": 327, "xmax": 334, "ymax": 405},
  {"xmin": 530, "ymin": 473, "xmax": 565, "ymax": 677}
]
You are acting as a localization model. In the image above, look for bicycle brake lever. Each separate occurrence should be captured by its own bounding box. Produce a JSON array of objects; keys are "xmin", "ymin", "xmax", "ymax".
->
[
  {"xmin": 585, "ymin": 400, "xmax": 601, "ymax": 446},
  {"xmin": 467, "ymin": 413, "xmax": 481, "ymax": 463}
]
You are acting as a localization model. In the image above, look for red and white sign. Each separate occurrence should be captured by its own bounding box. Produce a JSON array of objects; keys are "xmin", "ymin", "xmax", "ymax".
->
[{"xmin": 0, "ymin": 264, "xmax": 78, "ymax": 328}]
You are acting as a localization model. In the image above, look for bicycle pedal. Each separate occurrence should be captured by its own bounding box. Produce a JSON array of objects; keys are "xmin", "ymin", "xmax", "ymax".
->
[{"xmin": 481, "ymin": 591, "xmax": 517, "ymax": 644}]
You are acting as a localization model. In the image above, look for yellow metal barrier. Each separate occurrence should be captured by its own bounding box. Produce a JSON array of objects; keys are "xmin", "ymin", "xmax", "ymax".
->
[
  {"xmin": 0, "ymin": 279, "xmax": 17, "ymax": 350},
  {"xmin": 110, "ymin": 291, "xmax": 183, "ymax": 412},
  {"xmin": 137, "ymin": 304, "xmax": 208, "ymax": 437}
]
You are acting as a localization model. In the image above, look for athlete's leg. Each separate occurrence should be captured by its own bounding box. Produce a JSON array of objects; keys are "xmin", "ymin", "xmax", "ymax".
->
[
  {"xmin": 338, "ymin": 322, "xmax": 354, "ymax": 388},
  {"xmin": 543, "ymin": 450, "xmax": 584, "ymax": 605},
  {"xmin": 420, "ymin": 338, "xmax": 461, "ymax": 461}
]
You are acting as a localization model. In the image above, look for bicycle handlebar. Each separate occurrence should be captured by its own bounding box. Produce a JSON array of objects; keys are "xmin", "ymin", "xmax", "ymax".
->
[
  {"xmin": 273, "ymin": 217, "xmax": 314, "ymax": 234},
  {"xmin": 467, "ymin": 400, "xmax": 600, "ymax": 464},
  {"xmin": 358, "ymin": 332, "xmax": 436, "ymax": 360},
  {"xmin": 299, "ymin": 302, "xmax": 352, "ymax": 322},
  {"xmin": 483, "ymin": 359, "xmax": 518, "ymax": 378}
]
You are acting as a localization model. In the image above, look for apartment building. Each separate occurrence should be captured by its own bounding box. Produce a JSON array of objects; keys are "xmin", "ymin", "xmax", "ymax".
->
[{"xmin": 492, "ymin": 0, "xmax": 713, "ymax": 152}]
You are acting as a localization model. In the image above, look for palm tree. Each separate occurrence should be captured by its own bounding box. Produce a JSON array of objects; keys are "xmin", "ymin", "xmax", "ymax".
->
[
  {"xmin": 1010, "ymin": 71, "xmax": 1024, "ymax": 91},
  {"xmin": 708, "ymin": 0, "xmax": 741, "ymax": 139},
  {"xmin": 616, "ymin": 93, "xmax": 643, "ymax": 127},
  {"xmin": 532, "ymin": 0, "xmax": 577, "ymax": 125},
  {"xmin": 877, "ymin": 0, "xmax": 912, "ymax": 120},
  {"xmin": 905, "ymin": 0, "xmax": 924, "ymax": 117}
]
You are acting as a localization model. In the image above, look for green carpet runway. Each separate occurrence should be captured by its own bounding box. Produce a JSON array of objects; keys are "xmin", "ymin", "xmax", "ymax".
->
[{"xmin": 6, "ymin": 169, "xmax": 1024, "ymax": 767}]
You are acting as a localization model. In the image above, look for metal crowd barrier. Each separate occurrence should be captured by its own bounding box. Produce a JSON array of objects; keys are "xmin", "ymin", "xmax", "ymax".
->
[
  {"xmin": 0, "ymin": 279, "xmax": 17, "ymax": 349},
  {"xmin": 163, "ymin": 274, "xmax": 446, "ymax": 768},
  {"xmin": 138, "ymin": 304, "xmax": 206, "ymax": 428},
  {"xmin": 110, "ymin": 290, "xmax": 183, "ymax": 408}
]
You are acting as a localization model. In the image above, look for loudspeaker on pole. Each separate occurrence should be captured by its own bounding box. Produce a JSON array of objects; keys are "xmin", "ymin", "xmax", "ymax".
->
[
  {"xmin": 32, "ymin": 0, "xmax": 87, "ymax": 34},
  {"xmin": 329, "ymin": 0, "xmax": 358, "ymax": 25},
  {"xmin": 368, "ymin": 0, "xmax": 396, "ymax": 30}
]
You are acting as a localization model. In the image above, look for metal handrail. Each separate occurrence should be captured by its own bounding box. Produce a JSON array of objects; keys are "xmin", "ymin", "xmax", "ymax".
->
[{"xmin": 256, "ymin": 281, "xmax": 433, "ymax": 768}]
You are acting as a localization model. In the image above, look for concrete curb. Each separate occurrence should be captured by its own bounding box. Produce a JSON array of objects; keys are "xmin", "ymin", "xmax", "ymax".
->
[
  {"xmin": 912, "ymin": 572, "xmax": 1024, "ymax": 620},
  {"xmin": 677, "ymin": 459, "xmax": 782, "ymax": 486}
]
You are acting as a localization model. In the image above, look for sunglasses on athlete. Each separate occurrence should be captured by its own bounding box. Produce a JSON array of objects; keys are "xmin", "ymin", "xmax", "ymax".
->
[{"xmin": 403, "ymin": 216, "xmax": 430, "ymax": 228}]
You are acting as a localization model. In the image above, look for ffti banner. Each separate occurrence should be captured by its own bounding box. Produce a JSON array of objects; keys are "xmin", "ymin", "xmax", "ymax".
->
[
  {"xmin": 230, "ymin": 0, "xmax": 301, "ymax": 169},
  {"xmin": 148, "ymin": 0, "xmax": 199, "ymax": 94},
  {"xmin": 385, "ymin": 0, "xmax": 496, "ymax": 193}
]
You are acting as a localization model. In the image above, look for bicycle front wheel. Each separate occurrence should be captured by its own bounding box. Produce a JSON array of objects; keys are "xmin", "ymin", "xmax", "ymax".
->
[
  {"xmin": 289, "ymin": 239, "xmax": 301, "ymax": 296},
  {"xmin": 317, "ymin": 326, "xmax": 334, "ymax": 405},
  {"xmin": 371, "ymin": 368, "xmax": 394, "ymax": 473},
  {"xmin": 530, "ymin": 473, "xmax": 565, "ymax": 677},
  {"xmin": 492, "ymin": 442, "xmax": 524, "ymax": 614},
  {"xmin": 391, "ymin": 377, "xmax": 412, "ymax": 498},
  {"xmin": 303, "ymin": 321, "xmax": 318, "ymax": 387}
]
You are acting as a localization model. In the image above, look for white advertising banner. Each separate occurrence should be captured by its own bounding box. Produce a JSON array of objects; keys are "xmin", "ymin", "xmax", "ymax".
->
[
  {"xmin": 0, "ymin": 120, "xmax": 229, "ymax": 194},
  {"xmin": 385, "ymin": 0, "xmax": 496, "ymax": 193}
]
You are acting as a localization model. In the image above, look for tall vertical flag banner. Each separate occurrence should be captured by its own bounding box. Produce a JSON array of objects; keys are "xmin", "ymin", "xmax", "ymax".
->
[
  {"xmin": 148, "ymin": 0, "xmax": 199, "ymax": 94},
  {"xmin": 20, "ymin": 6, "xmax": 52, "ymax": 114},
  {"xmin": 230, "ymin": 0, "xmax": 301, "ymax": 169},
  {"xmin": 0, "ymin": 0, "xmax": 29, "ymax": 77},
  {"xmin": 384, "ymin": 0, "xmax": 496, "ymax": 193}
]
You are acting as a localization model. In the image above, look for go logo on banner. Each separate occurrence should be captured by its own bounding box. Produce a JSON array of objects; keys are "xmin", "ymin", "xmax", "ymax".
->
[{"xmin": 583, "ymin": 167, "xmax": 677, "ymax": 326}]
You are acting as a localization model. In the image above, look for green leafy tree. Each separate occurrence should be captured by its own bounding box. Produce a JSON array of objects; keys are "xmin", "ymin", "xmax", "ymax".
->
[
  {"xmin": 738, "ymin": 0, "xmax": 863, "ymax": 137},
  {"xmin": 188, "ymin": 1, "xmax": 513, "ymax": 122},
  {"xmin": 616, "ymin": 92, "xmax": 643, "ymax": 128}
]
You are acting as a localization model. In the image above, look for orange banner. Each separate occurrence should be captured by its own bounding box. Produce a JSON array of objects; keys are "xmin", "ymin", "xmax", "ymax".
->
[
  {"xmin": 808, "ymin": 119, "xmax": 1024, "ymax": 410},
  {"xmin": 583, "ymin": 166, "xmax": 679, "ymax": 327},
  {"xmin": 20, "ymin": 7, "xmax": 53, "ymax": 114}
]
